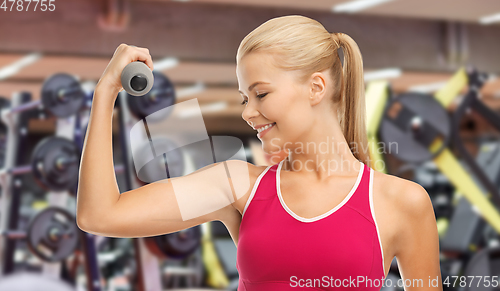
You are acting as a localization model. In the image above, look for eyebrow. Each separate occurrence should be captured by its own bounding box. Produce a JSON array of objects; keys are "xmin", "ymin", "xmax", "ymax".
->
[{"xmin": 238, "ymin": 81, "xmax": 270, "ymax": 95}]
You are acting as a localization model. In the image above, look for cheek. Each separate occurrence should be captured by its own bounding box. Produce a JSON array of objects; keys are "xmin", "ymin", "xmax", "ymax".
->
[
  {"xmin": 268, "ymin": 92, "xmax": 310, "ymax": 130},
  {"xmin": 276, "ymin": 114, "xmax": 308, "ymax": 137},
  {"xmin": 282, "ymin": 101, "xmax": 311, "ymax": 128}
]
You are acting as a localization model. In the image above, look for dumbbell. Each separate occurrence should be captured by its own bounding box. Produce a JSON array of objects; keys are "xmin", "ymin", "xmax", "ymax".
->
[
  {"xmin": 0, "ymin": 207, "xmax": 79, "ymax": 262},
  {"xmin": 0, "ymin": 136, "xmax": 125, "ymax": 192},
  {"xmin": 121, "ymin": 61, "xmax": 154, "ymax": 97},
  {"xmin": 0, "ymin": 73, "xmax": 85, "ymax": 120},
  {"xmin": 121, "ymin": 61, "xmax": 176, "ymax": 120}
]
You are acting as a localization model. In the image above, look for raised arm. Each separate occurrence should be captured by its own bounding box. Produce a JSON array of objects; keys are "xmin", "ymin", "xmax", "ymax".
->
[
  {"xmin": 76, "ymin": 44, "xmax": 251, "ymax": 238},
  {"xmin": 78, "ymin": 160, "xmax": 250, "ymax": 238}
]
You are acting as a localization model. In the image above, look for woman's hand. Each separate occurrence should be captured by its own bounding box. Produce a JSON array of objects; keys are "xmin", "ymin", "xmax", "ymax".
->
[{"xmin": 97, "ymin": 44, "xmax": 154, "ymax": 94}]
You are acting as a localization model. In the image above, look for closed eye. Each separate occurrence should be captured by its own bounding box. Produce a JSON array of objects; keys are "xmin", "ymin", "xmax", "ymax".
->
[{"xmin": 240, "ymin": 93, "xmax": 268, "ymax": 106}]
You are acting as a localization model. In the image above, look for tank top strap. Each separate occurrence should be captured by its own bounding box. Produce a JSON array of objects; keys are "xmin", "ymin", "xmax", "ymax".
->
[
  {"xmin": 344, "ymin": 163, "xmax": 375, "ymax": 224},
  {"xmin": 250, "ymin": 163, "xmax": 279, "ymax": 201},
  {"xmin": 241, "ymin": 163, "xmax": 279, "ymax": 218}
]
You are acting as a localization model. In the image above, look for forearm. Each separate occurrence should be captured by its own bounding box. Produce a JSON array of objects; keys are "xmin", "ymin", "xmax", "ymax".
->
[{"xmin": 76, "ymin": 84, "xmax": 120, "ymax": 228}]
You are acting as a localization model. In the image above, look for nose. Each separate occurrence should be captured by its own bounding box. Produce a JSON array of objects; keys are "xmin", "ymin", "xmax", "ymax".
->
[{"xmin": 241, "ymin": 101, "xmax": 259, "ymax": 127}]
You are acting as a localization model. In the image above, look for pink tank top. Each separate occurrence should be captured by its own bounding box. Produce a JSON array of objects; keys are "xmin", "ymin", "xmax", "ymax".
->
[{"xmin": 236, "ymin": 160, "xmax": 386, "ymax": 290}]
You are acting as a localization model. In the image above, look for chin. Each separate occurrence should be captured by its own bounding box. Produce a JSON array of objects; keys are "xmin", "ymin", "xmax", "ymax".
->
[
  {"xmin": 262, "ymin": 145, "xmax": 289, "ymax": 164},
  {"xmin": 261, "ymin": 142, "xmax": 281, "ymax": 154}
]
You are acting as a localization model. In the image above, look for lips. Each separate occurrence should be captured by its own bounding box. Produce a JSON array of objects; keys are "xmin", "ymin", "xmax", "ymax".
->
[
  {"xmin": 256, "ymin": 122, "xmax": 275, "ymax": 133},
  {"xmin": 257, "ymin": 122, "xmax": 276, "ymax": 138}
]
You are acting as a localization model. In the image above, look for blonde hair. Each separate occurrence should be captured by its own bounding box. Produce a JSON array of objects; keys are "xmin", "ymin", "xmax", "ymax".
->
[{"xmin": 237, "ymin": 15, "xmax": 370, "ymax": 167}]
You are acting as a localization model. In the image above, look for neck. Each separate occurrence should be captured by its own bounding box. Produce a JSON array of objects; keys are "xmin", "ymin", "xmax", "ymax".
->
[{"xmin": 282, "ymin": 119, "xmax": 361, "ymax": 180}]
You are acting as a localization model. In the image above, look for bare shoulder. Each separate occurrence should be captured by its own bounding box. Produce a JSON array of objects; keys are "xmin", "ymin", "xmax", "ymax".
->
[
  {"xmin": 373, "ymin": 170, "xmax": 430, "ymax": 208},
  {"xmin": 372, "ymin": 169, "xmax": 434, "ymax": 255},
  {"xmin": 216, "ymin": 160, "xmax": 271, "ymax": 243},
  {"xmin": 373, "ymin": 169, "xmax": 441, "ymax": 281},
  {"xmin": 224, "ymin": 159, "xmax": 270, "ymax": 216}
]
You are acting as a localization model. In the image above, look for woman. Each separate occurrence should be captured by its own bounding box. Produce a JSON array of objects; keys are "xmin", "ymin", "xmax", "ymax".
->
[{"xmin": 77, "ymin": 15, "xmax": 442, "ymax": 290}]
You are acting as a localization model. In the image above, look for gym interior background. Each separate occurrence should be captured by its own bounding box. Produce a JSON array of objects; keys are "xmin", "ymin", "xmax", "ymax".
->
[{"xmin": 1, "ymin": 0, "xmax": 500, "ymax": 290}]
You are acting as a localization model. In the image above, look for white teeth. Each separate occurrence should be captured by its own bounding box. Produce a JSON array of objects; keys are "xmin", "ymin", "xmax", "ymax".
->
[{"xmin": 257, "ymin": 123, "xmax": 274, "ymax": 133}]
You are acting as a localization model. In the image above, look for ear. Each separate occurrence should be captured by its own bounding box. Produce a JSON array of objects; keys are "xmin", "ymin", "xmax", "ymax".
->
[{"xmin": 309, "ymin": 72, "xmax": 327, "ymax": 106}]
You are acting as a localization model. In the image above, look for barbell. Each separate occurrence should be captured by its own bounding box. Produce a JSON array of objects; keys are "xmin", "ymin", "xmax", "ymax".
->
[
  {"xmin": 0, "ymin": 136, "xmax": 81, "ymax": 192},
  {"xmin": 0, "ymin": 136, "xmax": 124, "ymax": 192},
  {"xmin": 0, "ymin": 73, "xmax": 85, "ymax": 119},
  {"xmin": 0, "ymin": 68, "xmax": 174, "ymax": 125},
  {"xmin": 0, "ymin": 207, "xmax": 79, "ymax": 262}
]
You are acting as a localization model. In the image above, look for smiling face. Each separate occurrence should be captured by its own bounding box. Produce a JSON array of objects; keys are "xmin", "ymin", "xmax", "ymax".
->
[{"xmin": 237, "ymin": 52, "xmax": 318, "ymax": 154}]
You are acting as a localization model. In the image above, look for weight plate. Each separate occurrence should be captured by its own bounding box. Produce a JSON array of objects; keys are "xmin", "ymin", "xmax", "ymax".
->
[
  {"xmin": 126, "ymin": 71, "xmax": 175, "ymax": 121},
  {"xmin": 41, "ymin": 73, "xmax": 85, "ymax": 118},
  {"xmin": 27, "ymin": 207, "xmax": 79, "ymax": 262},
  {"xmin": 145, "ymin": 226, "xmax": 202, "ymax": 259},
  {"xmin": 135, "ymin": 137, "xmax": 185, "ymax": 184},
  {"xmin": 31, "ymin": 137, "xmax": 80, "ymax": 191},
  {"xmin": 380, "ymin": 92, "xmax": 450, "ymax": 163}
]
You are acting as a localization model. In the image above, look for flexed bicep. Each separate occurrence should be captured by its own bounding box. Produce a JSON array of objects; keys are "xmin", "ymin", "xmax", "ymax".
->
[
  {"xmin": 80, "ymin": 159, "xmax": 253, "ymax": 238},
  {"xmin": 163, "ymin": 159, "xmax": 251, "ymax": 221}
]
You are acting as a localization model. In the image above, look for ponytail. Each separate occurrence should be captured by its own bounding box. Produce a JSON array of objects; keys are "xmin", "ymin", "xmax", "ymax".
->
[{"xmin": 332, "ymin": 33, "xmax": 371, "ymax": 167}]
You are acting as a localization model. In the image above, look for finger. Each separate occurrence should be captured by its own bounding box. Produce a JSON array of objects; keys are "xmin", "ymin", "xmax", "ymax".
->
[
  {"xmin": 127, "ymin": 45, "xmax": 147, "ymax": 53},
  {"xmin": 121, "ymin": 46, "xmax": 153, "ymax": 72},
  {"xmin": 135, "ymin": 47, "xmax": 149, "ymax": 54},
  {"xmin": 128, "ymin": 46, "xmax": 151, "ymax": 62},
  {"xmin": 124, "ymin": 45, "xmax": 153, "ymax": 70},
  {"xmin": 136, "ymin": 48, "xmax": 154, "ymax": 71},
  {"xmin": 124, "ymin": 49, "xmax": 153, "ymax": 70},
  {"xmin": 132, "ymin": 50, "xmax": 154, "ymax": 71},
  {"xmin": 146, "ymin": 56, "xmax": 154, "ymax": 71},
  {"xmin": 115, "ymin": 43, "xmax": 128, "ymax": 55}
]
